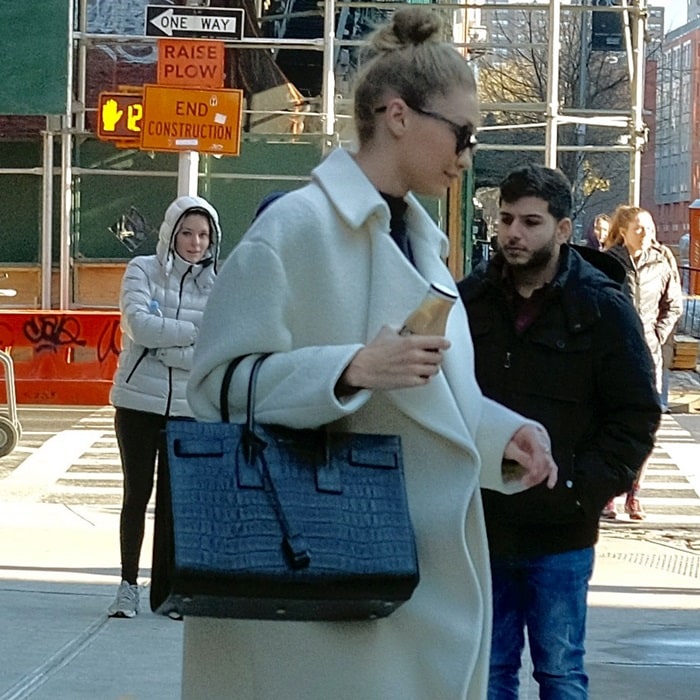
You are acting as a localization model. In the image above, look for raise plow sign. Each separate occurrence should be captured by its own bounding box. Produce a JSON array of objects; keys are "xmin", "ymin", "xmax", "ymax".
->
[{"xmin": 157, "ymin": 38, "xmax": 224, "ymax": 88}]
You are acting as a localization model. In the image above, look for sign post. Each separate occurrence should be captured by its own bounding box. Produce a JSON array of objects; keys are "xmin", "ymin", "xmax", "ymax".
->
[
  {"xmin": 153, "ymin": 32, "xmax": 230, "ymax": 196},
  {"xmin": 147, "ymin": 0, "xmax": 245, "ymax": 197}
]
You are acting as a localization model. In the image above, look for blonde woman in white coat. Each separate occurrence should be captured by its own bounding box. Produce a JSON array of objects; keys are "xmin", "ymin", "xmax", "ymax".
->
[
  {"xmin": 108, "ymin": 195, "xmax": 221, "ymax": 618},
  {"xmin": 185, "ymin": 8, "xmax": 557, "ymax": 700}
]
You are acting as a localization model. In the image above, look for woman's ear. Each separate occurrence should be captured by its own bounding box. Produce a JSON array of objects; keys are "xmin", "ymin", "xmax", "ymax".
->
[{"xmin": 380, "ymin": 97, "xmax": 410, "ymax": 139}]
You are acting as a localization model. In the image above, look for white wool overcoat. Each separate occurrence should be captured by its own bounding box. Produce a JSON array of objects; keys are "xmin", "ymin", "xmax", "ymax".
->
[{"xmin": 184, "ymin": 149, "xmax": 537, "ymax": 700}]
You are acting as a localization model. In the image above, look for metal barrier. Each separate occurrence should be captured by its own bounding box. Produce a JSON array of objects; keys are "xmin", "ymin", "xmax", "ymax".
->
[
  {"xmin": 0, "ymin": 350, "xmax": 21, "ymax": 455},
  {"xmin": 679, "ymin": 265, "xmax": 700, "ymax": 296},
  {"xmin": 679, "ymin": 295, "xmax": 700, "ymax": 340},
  {"xmin": 678, "ymin": 266, "xmax": 700, "ymax": 339}
]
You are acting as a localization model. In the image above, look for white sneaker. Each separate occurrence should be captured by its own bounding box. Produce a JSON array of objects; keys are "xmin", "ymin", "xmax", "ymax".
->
[{"xmin": 108, "ymin": 580, "xmax": 139, "ymax": 618}]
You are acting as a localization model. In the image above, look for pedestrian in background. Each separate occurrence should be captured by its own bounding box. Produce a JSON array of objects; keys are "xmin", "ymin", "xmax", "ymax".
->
[
  {"xmin": 602, "ymin": 205, "xmax": 682, "ymax": 519},
  {"xmin": 582, "ymin": 213, "xmax": 611, "ymax": 251},
  {"xmin": 183, "ymin": 8, "xmax": 557, "ymax": 700},
  {"xmin": 108, "ymin": 195, "xmax": 221, "ymax": 618},
  {"xmin": 459, "ymin": 164, "xmax": 660, "ymax": 699}
]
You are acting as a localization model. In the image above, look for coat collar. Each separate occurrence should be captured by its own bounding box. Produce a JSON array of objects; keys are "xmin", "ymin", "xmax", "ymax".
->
[
  {"xmin": 312, "ymin": 148, "xmax": 456, "ymax": 340},
  {"xmin": 313, "ymin": 149, "xmax": 479, "ymax": 455},
  {"xmin": 607, "ymin": 240, "xmax": 669, "ymax": 271},
  {"xmin": 312, "ymin": 149, "xmax": 450, "ymax": 260},
  {"xmin": 466, "ymin": 244, "xmax": 618, "ymax": 334}
]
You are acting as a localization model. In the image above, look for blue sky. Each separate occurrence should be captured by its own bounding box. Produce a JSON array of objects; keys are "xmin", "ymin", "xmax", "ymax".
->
[{"xmin": 656, "ymin": 0, "xmax": 686, "ymax": 31}]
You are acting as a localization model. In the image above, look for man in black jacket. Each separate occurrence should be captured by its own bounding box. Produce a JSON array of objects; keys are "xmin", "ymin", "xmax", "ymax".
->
[{"xmin": 458, "ymin": 164, "xmax": 660, "ymax": 699}]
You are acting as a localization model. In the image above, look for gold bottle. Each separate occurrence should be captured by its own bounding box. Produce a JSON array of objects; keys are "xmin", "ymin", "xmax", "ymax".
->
[{"xmin": 400, "ymin": 282, "xmax": 457, "ymax": 336}]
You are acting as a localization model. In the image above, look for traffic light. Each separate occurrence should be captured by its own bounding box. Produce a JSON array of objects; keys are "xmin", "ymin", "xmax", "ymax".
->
[{"xmin": 591, "ymin": 0, "xmax": 623, "ymax": 52}]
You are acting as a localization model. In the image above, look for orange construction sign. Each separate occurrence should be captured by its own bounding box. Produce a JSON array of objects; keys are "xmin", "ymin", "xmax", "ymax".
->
[
  {"xmin": 157, "ymin": 38, "xmax": 224, "ymax": 88},
  {"xmin": 140, "ymin": 84, "xmax": 243, "ymax": 155}
]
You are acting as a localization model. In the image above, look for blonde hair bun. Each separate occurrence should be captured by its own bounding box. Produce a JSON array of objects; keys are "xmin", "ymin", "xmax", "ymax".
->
[
  {"xmin": 353, "ymin": 7, "xmax": 474, "ymax": 145},
  {"xmin": 371, "ymin": 7, "xmax": 444, "ymax": 53}
]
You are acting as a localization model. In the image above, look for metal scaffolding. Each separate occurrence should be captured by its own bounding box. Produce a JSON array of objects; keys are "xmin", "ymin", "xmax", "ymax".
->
[{"xmin": 43, "ymin": 0, "xmax": 650, "ymax": 306}]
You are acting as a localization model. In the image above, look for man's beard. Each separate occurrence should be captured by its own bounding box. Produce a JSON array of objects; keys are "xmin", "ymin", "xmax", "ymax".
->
[{"xmin": 503, "ymin": 237, "xmax": 555, "ymax": 273}]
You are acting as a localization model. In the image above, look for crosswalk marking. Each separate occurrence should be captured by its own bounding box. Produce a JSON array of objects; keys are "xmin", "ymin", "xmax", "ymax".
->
[
  {"xmin": 3, "ymin": 411, "xmax": 700, "ymax": 524},
  {"xmin": 601, "ymin": 416, "xmax": 700, "ymax": 526},
  {"xmin": 0, "ymin": 430, "xmax": 104, "ymax": 501}
]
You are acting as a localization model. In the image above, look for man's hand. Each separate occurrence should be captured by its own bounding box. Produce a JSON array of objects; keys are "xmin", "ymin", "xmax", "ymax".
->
[{"xmin": 503, "ymin": 424, "xmax": 558, "ymax": 489}]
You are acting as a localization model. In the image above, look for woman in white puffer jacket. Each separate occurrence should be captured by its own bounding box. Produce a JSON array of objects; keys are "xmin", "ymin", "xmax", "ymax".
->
[{"xmin": 108, "ymin": 195, "xmax": 222, "ymax": 618}]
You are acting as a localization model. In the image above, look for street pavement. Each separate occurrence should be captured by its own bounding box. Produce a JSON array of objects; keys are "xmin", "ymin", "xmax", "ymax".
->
[{"xmin": 1, "ymin": 373, "xmax": 700, "ymax": 700}]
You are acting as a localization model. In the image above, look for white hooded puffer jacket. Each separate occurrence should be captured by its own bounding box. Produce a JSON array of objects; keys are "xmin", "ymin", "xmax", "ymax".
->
[{"xmin": 110, "ymin": 195, "xmax": 221, "ymax": 417}]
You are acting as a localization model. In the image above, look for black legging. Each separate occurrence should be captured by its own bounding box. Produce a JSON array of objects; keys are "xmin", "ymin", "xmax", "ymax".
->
[{"xmin": 114, "ymin": 407, "xmax": 167, "ymax": 584}]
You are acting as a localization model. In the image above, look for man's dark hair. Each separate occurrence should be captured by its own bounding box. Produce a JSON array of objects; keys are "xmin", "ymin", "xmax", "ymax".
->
[{"xmin": 499, "ymin": 164, "xmax": 573, "ymax": 221}]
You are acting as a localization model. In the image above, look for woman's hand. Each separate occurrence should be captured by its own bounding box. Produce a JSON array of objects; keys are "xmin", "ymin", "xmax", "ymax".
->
[
  {"xmin": 337, "ymin": 325, "xmax": 450, "ymax": 395},
  {"xmin": 503, "ymin": 424, "xmax": 558, "ymax": 489}
]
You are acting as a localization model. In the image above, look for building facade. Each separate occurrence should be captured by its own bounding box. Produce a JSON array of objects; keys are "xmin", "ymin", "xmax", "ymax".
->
[
  {"xmin": 690, "ymin": 0, "xmax": 700, "ymax": 23},
  {"xmin": 648, "ymin": 18, "xmax": 700, "ymax": 245}
]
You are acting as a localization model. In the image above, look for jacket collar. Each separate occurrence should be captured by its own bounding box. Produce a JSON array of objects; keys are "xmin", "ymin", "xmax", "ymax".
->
[
  {"xmin": 469, "ymin": 244, "xmax": 615, "ymax": 334},
  {"xmin": 607, "ymin": 240, "xmax": 668, "ymax": 271}
]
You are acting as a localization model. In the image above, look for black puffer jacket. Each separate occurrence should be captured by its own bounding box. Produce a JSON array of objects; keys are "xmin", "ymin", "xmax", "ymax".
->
[{"xmin": 458, "ymin": 245, "xmax": 661, "ymax": 556}]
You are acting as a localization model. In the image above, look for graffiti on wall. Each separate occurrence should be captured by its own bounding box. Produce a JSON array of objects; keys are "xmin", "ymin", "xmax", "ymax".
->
[
  {"xmin": 87, "ymin": 0, "xmax": 168, "ymax": 63},
  {"xmin": 0, "ymin": 312, "xmax": 121, "ymax": 404},
  {"xmin": 23, "ymin": 315, "xmax": 87, "ymax": 355}
]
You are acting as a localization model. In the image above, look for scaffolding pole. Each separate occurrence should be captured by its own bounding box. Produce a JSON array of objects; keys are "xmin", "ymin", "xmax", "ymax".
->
[
  {"xmin": 544, "ymin": 0, "xmax": 561, "ymax": 168},
  {"xmin": 59, "ymin": 0, "xmax": 75, "ymax": 310},
  {"xmin": 628, "ymin": 0, "xmax": 648, "ymax": 206}
]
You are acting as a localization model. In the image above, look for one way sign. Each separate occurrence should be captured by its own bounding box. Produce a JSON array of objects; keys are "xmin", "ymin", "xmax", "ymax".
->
[{"xmin": 145, "ymin": 5, "xmax": 244, "ymax": 40}]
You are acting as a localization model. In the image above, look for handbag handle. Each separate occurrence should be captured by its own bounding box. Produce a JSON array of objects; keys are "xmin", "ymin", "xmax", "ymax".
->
[
  {"xmin": 219, "ymin": 353, "xmax": 270, "ymax": 423},
  {"xmin": 245, "ymin": 354, "xmax": 271, "ymax": 436},
  {"xmin": 220, "ymin": 353, "xmax": 311, "ymax": 570},
  {"xmin": 220, "ymin": 356, "xmax": 247, "ymax": 423},
  {"xmin": 220, "ymin": 353, "xmax": 272, "ymax": 466}
]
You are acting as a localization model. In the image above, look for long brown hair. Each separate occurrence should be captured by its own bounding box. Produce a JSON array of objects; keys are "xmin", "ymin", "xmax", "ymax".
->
[{"xmin": 604, "ymin": 205, "xmax": 644, "ymax": 250}]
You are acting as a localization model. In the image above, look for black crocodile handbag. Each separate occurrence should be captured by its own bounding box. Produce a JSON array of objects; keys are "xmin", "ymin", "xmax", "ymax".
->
[{"xmin": 150, "ymin": 354, "xmax": 419, "ymax": 621}]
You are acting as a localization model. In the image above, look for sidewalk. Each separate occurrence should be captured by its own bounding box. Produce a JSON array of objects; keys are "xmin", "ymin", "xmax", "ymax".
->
[
  {"xmin": 668, "ymin": 368, "xmax": 700, "ymax": 413},
  {"xmin": 1, "ymin": 411, "xmax": 699, "ymax": 699},
  {"xmin": 585, "ymin": 532, "xmax": 700, "ymax": 700},
  {"xmin": 0, "ymin": 503, "xmax": 182, "ymax": 700}
]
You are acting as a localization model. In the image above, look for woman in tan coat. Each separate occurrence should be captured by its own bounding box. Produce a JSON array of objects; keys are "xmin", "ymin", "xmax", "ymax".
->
[
  {"xmin": 602, "ymin": 206, "xmax": 683, "ymax": 519},
  {"xmin": 184, "ymin": 8, "xmax": 557, "ymax": 699}
]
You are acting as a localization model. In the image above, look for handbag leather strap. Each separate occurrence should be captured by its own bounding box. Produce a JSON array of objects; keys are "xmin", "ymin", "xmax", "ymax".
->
[
  {"xmin": 220, "ymin": 356, "xmax": 247, "ymax": 423},
  {"xmin": 257, "ymin": 448, "xmax": 312, "ymax": 569},
  {"xmin": 221, "ymin": 353, "xmax": 312, "ymax": 569},
  {"xmin": 220, "ymin": 352, "xmax": 273, "ymax": 423}
]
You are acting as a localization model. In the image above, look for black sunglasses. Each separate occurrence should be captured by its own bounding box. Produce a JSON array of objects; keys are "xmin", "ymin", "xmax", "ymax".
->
[{"xmin": 375, "ymin": 103, "xmax": 478, "ymax": 156}]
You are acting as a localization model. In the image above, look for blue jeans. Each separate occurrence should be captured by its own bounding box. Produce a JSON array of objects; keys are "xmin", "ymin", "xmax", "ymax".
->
[
  {"xmin": 488, "ymin": 547, "xmax": 594, "ymax": 700},
  {"xmin": 660, "ymin": 370, "xmax": 669, "ymax": 412}
]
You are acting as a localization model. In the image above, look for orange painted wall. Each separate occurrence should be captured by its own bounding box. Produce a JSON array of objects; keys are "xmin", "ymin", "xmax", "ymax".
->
[{"xmin": 0, "ymin": 311, "xmax": 121, "ymax": 405}]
